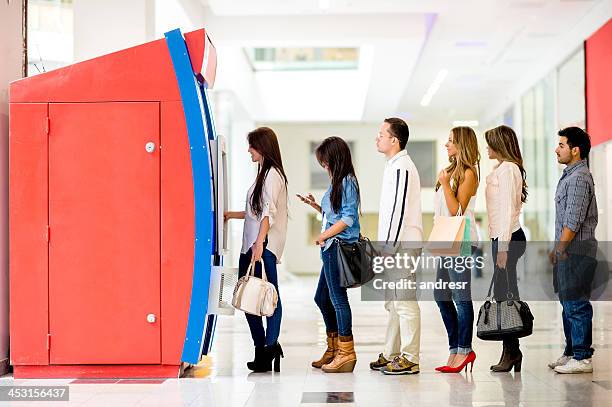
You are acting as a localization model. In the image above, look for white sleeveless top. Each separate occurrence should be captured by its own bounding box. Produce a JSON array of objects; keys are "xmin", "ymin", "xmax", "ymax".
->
[{"xmin": 434, "ymin": 184, "xmax": 479, "ymax": 243}]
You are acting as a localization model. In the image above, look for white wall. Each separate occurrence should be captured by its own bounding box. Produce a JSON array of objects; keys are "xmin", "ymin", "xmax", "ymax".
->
[
  {"xmin": 0, "ymin": 0, "xmax": 23, "ymax": 375},
  {"xmin": 73, "ymin": 0, "xmax": 156, "ymax": 62}
]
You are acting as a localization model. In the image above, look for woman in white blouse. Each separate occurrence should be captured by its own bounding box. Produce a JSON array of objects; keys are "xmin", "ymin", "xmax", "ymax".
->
[
  {"xmin": 225, "ymin": 127, "xmax": 289, "ymax": 373},
  {"xmin": 484, "ymin": 125, "xmax": 528, "ymax": 372}
]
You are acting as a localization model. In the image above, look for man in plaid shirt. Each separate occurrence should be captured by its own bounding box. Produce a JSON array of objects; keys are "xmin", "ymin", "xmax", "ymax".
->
[{"xmin": 548, "ymin": 127, "xmax": 598, "ymax": 374}]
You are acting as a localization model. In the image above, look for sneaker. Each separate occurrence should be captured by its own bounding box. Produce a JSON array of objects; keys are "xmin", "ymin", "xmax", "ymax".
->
[
  {"xmin": 370, "ymin": 353, "xmax": 391, "ymax": 371},
  {"xmin": 554, "ymin": 358, "xmax": 593, "ymax": 374},
  {"xmin": 548, "ymin": 355, "xmax": 572, "ymax": 370},
  {"xmin": 380, "ymin": 355, "xmax": 420, "ymax": 375}
]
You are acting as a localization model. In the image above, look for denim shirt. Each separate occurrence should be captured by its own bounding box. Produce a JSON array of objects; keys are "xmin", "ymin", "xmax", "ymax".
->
[{"xmin": 320, "ymin": 176, "xmax": 360, "ymax": 251}]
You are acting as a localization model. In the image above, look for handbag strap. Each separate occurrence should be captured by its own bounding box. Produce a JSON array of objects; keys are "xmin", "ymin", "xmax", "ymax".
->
[
  {"xmin": 249, "ymin": 259, "xmax": 268, "ymax": 282},
  {"xmin": 486, "ymin": 265, "xmax": 514, "ymax": 301}
]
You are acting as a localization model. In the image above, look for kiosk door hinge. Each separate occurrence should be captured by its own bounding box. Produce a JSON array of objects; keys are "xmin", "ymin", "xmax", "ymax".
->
[
  {"xmin": 45, "ymin": 117, "xmax": 50, "ymax": 136},
  {"xmin": 46, "ymin": 334, "xmax": 51, "ymax": 350},
  {"xmin": 46, "ymin": 225, "xmax": 50, "ymax": 243}
]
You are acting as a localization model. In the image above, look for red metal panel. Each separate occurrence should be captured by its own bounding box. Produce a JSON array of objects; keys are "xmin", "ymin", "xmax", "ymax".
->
[
  {"xmin": 586, "ymin": 19, "xmax": 612, "ymax": 147},
  {"xmin": 14, "ymin": 365, "xmax": 179, "ymax": 379},
  {"xmin": 9, "ymin": 37, "xmax": 180, "ymax": 103},
  {"xmin": 160, "ymin": 101, "xmax": 195, "ymax": 365},
  {"xmin": 48, "ymin": 102, "xmax": 160, "ymax": 364},
  {"xmin": 9, "ymin": 103, "xmax": 49, "ymax": 365}
]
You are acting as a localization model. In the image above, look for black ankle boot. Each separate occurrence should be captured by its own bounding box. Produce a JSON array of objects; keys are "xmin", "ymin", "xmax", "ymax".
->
[{"xmin": 247, "ymin": 346, "xmax": 266, "ymax": 371}]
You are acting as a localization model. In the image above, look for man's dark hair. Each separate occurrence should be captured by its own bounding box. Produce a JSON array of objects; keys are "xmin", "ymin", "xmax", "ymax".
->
[
  {"xmin": 384, "ymin": 117, "xmax": 409, "ymax": 149},
  {"xmin": 558, "ymin": 127, "xmax": 591, "ymax": 159}
]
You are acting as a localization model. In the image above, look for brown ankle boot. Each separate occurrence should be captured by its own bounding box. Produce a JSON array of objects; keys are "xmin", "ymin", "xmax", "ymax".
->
[
  {"xmin": 322, "ymin": 335, "xmax": 357, "ymax": 373},
  {"xmin": 490, "ymin": 345, "xmax": 508, "ymax": 371},
  {"xmin": 312, "ymin": 332, "xmax": 338, "ymax": 368},
  {"xmin": 491, "ymin": 348, "xmax": 522, "ymax": 372}
]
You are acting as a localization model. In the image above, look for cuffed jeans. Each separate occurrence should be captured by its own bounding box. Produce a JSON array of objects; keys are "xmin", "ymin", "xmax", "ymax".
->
[
  {"xmin": 314, "ymin": 241, "xmax": 353, "ymax": 337},
  {"xmin": 238, "ymin": 248, "xmax": 282, "ymax": 347},
  {"xmin": 434, "ymin": 252, "xmax": 474, "ymax": 355}
]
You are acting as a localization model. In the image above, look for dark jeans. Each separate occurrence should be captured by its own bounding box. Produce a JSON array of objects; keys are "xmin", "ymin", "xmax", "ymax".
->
[
  {"xmin": 491, "ymin": 228, "xmax": 526, "ymax": 351},
  {"xmin": 556, "ymin": 254, "xmax": 597, "ymax": 360},
  {"xmin": 434, "ymin": 249, "xmax": 474, "ymax": 354},
  {"xmin": 314, "ymin": 241, "xmax": 352, "ymax": 337},
  {"xmin": 238, "ymin": 248, "xmax": 282, "ymax": 347}
]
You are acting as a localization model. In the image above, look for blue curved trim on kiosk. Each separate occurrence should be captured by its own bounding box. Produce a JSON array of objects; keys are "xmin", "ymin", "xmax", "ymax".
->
[{"xmin": 165, "ymin": 28, "xmax": 214, "ymax": 364}]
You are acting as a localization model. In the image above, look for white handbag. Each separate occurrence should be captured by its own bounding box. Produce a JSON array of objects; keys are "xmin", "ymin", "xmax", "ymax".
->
[{"xmin": 232, "ymin": 260, "xmax": 278, "ymax": 317}]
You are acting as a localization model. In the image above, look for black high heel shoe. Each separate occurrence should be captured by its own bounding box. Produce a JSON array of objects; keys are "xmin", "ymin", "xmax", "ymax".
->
[{"xmin": 272, "ymin": 343, "xmax": 284, "ymax": 372}]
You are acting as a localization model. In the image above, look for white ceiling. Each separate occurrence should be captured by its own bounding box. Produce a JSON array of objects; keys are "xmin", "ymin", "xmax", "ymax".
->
[{"xmin": 183, "ymin": 0, "xmax": 611, "ymax": 125}]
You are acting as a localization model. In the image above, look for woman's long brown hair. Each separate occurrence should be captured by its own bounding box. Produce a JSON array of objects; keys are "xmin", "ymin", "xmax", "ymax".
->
[
  {"xmin": 484, "ymin": 125, "xmax": 528, "ymax": 203},
  {"xmin": 315, "ymin": 136, "xmax": 360, "ymax": 214},
  {"xmin": 248, "ymin": 127, "xmax": 288, "ymax": 217},
  {"xmin": 435, "ymin": 126, "xmax": 480, "ymax": 196}
]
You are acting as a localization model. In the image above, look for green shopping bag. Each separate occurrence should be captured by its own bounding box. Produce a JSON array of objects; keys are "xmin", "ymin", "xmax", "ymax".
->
[{"xmin": 460, "ymin": 217, "xmax": 471, "ymax": 257}]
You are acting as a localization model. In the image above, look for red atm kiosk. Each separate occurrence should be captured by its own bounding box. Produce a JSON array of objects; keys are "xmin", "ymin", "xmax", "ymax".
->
[{"xmin": 9, "ymin": 28, "xmax": 229, "ymax": 378}]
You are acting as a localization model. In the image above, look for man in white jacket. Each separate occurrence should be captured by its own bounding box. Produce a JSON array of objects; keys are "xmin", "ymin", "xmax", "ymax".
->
[{"xmin": 370, "ymin": 118, "xmax": 423, "ymax": 375}]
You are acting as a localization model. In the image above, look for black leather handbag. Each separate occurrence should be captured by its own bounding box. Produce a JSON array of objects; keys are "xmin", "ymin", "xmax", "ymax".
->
[
  {"xmin": 336, "ymin": 236, "xmax": 378, "ymax": 289},
  {"xmin": 476, "ymin": 269, "xmax": 534, "ymax": 341}
]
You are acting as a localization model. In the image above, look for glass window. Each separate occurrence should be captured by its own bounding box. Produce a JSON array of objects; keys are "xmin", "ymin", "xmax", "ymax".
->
[
  {"xmin": 27, "ymin": 0, "xmax": 74, "ymax": 76},
  {"xmin": 557, "ymin": 47, "xmax": 586, "ymax": 129},
  {"xmin": 521, "ymin": 72, "xmax": 558, "ymax": 240},
  {"xmin": 407, "ymin": 141, "xmax": 436, "ymax": 188}
]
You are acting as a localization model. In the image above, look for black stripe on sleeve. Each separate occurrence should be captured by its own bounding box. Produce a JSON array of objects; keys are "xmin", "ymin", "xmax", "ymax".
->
[
  {"xmin": 386, "ymin": 169, "xmax": 400, "ymax": 244},
  {"xmin": 393, "ymin": 170, "xmax": 409, "ymax": 245}
]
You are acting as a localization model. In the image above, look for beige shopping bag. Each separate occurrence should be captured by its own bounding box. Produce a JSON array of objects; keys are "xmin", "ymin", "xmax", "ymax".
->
[{"xmin": 425, "ymin": 214, "xmax": 466, "ymax": 257}]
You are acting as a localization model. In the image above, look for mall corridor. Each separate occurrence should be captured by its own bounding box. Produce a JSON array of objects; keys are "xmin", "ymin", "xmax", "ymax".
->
[{"xmin": 1, "ymin": 1, "xmax": 612, "ymax": 406}]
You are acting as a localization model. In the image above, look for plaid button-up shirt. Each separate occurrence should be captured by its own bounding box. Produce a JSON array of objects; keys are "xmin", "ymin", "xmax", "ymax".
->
[{"xmin": 554, "ymin": 159, "xmax": 598, "ymax": 246}]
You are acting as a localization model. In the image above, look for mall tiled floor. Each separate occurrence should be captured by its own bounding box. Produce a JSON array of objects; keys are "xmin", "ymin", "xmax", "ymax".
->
[{"xmin": 2, "ymin": 275, "xmax": 612, "ymax": 406}]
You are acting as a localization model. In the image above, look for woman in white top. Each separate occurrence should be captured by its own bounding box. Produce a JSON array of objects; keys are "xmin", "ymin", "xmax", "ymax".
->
[
  {"xmin": 225, "ymin": 127, "xmax": 288, "ymax": 373},
  {"xmin": 433, "ymin": 126, "xmax": 480, "ymax": 373},
  {"xmin": 484, "ymin": 125, "xmax": 527, "ymax": 372}
]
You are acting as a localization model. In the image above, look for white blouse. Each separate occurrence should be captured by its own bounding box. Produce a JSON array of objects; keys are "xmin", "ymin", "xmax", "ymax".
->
[
  {"xmin": 485, "ymin": 161, "xmax": 522, "ymax": 251},
  {"xmin": 240, "ymin": 168, "xmax": 288, "ymax": 263}
]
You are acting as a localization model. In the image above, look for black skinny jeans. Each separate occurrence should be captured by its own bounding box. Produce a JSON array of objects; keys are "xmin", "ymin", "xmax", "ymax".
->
[{"xmin": 491, "ymin": 228, "xmax": 526, "ymax": 351}]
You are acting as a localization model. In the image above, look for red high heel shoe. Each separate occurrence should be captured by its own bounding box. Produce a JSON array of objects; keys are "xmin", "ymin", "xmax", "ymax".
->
[{"xmin": 440, "ymin": 351, "xmax": 476, "ymax": 373}]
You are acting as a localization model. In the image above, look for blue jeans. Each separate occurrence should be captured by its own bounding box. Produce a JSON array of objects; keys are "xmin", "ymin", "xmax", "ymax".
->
[
  {"xmin": 434, "ymin": 253, "xmax": 474, "ymax": 354},
  {"xmin": 561, "ymin": 301, "xmax": 594, "ymax": 360},
  {"xmin": 314, "ymin": 241, "xmax": 352, "ymax": 337},
  {"xmin": 557, "ymin": 254, "xmax": 597, "ymax": 360},
  {"xmin": 238, "ymin": 248, "xmax": 282, "ymax": 347}
]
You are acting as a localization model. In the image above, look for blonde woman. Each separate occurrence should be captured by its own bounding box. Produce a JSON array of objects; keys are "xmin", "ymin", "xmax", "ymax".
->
[
  {"xmin": 434, "ymin": 127, "xmax": 480, "ymax": 373},
  {"xmin": 484, "ymin": 125, "xmax": 527, "ymax": 372}
]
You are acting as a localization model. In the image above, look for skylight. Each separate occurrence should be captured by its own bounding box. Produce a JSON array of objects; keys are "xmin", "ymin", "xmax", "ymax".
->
[{"xmin": 245, "ymin": 47, "xmax": 359, "ymax": 71}]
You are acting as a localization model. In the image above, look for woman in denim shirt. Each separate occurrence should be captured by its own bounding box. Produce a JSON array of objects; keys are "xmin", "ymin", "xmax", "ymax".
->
[{"xmin": 297, "ymin": 136, "xmax": 360, "ymax": 373}]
